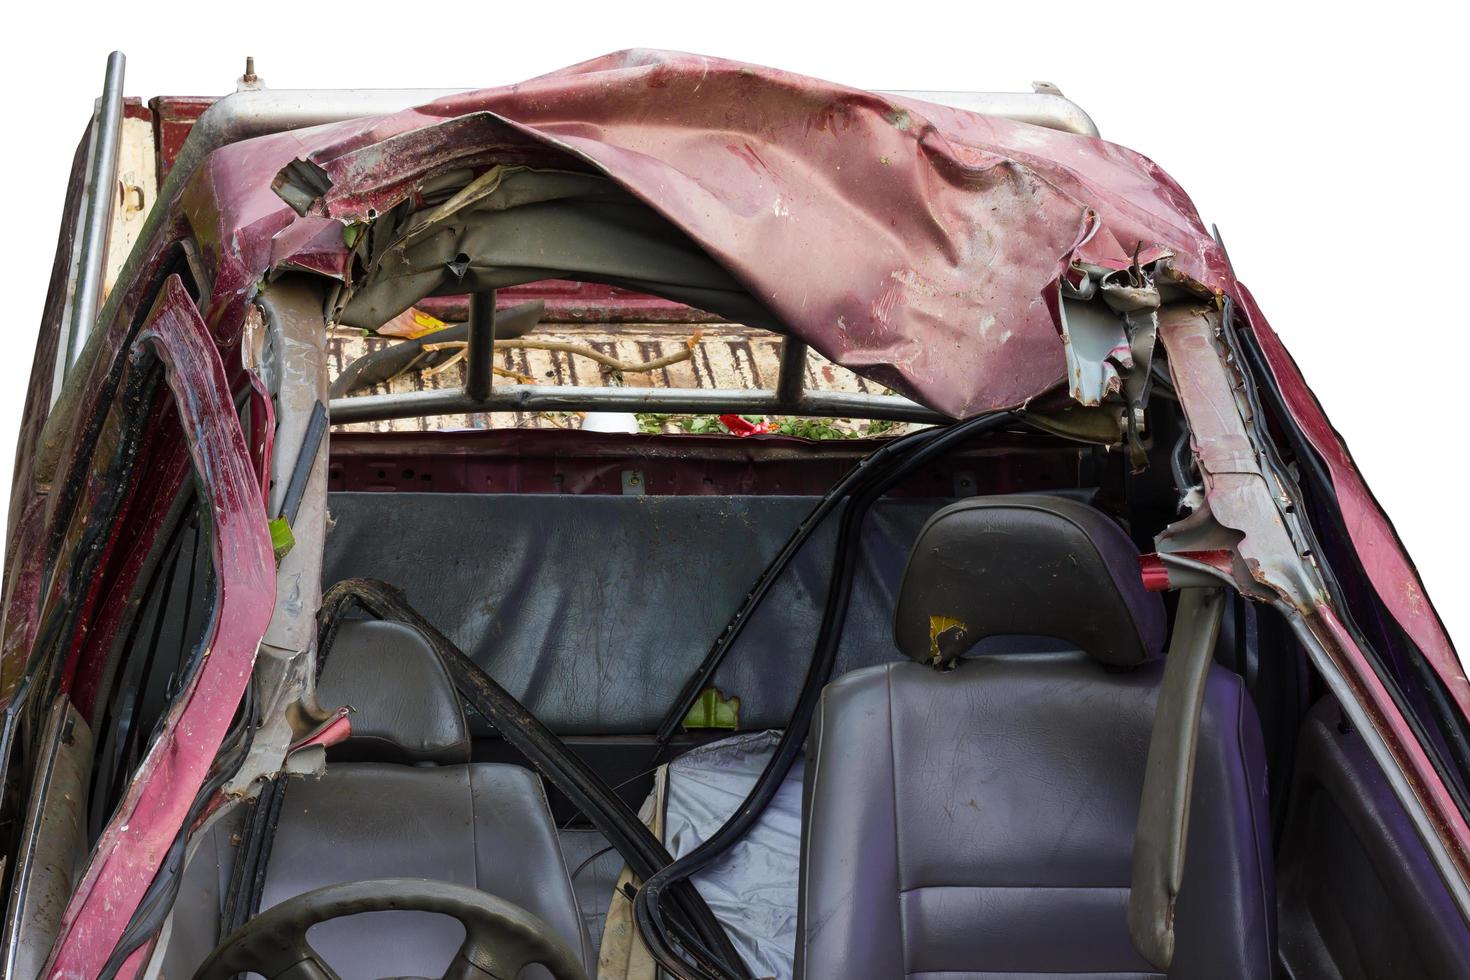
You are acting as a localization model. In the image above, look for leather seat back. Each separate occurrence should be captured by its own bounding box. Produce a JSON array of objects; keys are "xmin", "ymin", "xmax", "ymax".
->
[
  {"xmin": 263, "ymin": 619, "xmax": 592, "ymax": 976},
  {"xmin": 797, "ymin": 496, "xmax": 1275, "ymax": 978},
  {"xmin": 316, "ymin": 618, "xmax": 471, "ymax": 764}
]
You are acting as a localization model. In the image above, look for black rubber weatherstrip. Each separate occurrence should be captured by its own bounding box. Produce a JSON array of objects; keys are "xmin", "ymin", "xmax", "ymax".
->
[
  {"xmin": 1225, "ymin": 301, "xmax": 1470, "ymax": 807},
  {"xmin": 654, "ymin": 420, "xmax": 950, "ymax": 744},
  {"xmin": 315, "ymin": 578, "xmax": 748, "ymax": 980},
  {"xmin": 277, "ymin": 401, "xmax": 328, "ymax": 526},
  {"xmin": 634, "ymin": 410, "xmax": 1017, "ymax": 979},
  {"xmin": 97, "ymin": 677, "xmax": 258, "ymax": 980},
  {"xmin": 219, "ymin": 771, "xmax": 288, "ymax": 938}
]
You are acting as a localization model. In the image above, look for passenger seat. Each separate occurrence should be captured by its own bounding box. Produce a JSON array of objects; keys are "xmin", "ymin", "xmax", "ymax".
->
[{"xmin": 796, "ymin": 496, "xmax": 1275, "ymax": 978}]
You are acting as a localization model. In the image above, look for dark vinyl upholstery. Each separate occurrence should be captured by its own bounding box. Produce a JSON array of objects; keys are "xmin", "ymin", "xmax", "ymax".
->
[
  {"xmin": 261, "ymin": 619, "xmax": 591, "ymax": 977},
  {"xmin": 316, "ymin": 619, "xmax": 472, "ymax": 765},
  {"xmin": 893, "ymin": 494, "xmax": 1166, "ymax": 668},
  {"xmin": 321, "ymin": 493, "xmax": 948, "ymax": 733},
  {"xmin": 797, "ymin": 497, "xmax": 1275, "ymax": 979}
]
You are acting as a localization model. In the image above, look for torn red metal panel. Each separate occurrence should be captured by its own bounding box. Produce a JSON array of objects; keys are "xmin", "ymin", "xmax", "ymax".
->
[
  {"xmin": 287, "ymin": 706, "xmax": 352, "ymax": 755},
  {"xmin": 154, "ymin": 50, "xmax": 1458, "ymax": 715},
  {"xmin": 179, "ymin": 50, "xmax": 1233, "ymax": 419},
  {"xmin": 1237, "ymin": 285, "xmax": 1464, "ymax": 710},
  {"xmin": 43, "ymin": 276, "xmax": 275, "ymax": 979}
]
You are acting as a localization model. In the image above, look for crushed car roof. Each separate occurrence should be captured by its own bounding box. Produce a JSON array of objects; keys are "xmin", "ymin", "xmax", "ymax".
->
[{"xmin": 189, "ymin": 48, "xmax": 1231, "ymax": 419}]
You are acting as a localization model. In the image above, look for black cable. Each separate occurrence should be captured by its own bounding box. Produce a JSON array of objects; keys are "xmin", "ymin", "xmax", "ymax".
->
[
  {"xmin": 633, "ymin": 410, "xmax": 1016, "ymax": 979},
  {"xmin": 655, "ymin": 422, "xmax": 949, "ymax": 743},
  {"xmin": 97, "ymin": 677, "xmax": 257, "ymax": 979},
  {"xmin": 569, "ymin": 844, "xmax": 617, "ymax": 882}
]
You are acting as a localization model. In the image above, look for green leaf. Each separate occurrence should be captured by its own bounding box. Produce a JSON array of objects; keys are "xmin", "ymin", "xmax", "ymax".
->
[
  {"xmin": 268, "ymin": 517, "xmax": 295, "ymax": 561},
  {"xmin": 682, "ymin": 687, "xmax": 741, "ymax": 730}
]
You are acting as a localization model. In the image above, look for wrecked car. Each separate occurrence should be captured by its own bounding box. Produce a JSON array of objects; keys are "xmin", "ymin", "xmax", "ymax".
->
[{"xmin": 1, "ymin": 48, "xmax": 1466, "ymax": 980}]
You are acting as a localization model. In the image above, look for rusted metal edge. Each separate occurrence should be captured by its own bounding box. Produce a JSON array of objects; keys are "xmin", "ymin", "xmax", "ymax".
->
[{"xmin": 1156, "ymin": 305, "xmax": 1322, "ymax": 608}]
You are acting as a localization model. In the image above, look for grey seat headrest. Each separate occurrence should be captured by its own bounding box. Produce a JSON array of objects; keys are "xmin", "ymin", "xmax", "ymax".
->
[
  {"xmin": 317, "ymin": 619, "xmax": 471, "ymax": 765},
  {"xmin": 894, "ymin": 495, "xmax": 1166, "ymax": 668}
]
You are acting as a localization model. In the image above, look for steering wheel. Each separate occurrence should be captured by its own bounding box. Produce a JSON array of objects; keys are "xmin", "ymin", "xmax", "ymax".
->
[{"xmin": 192, "ymin": 877, "xmax": 589, "ymax": 980}]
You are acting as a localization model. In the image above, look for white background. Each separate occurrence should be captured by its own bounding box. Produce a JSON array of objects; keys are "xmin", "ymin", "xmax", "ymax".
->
[{"xmin": 0, "ymin": 2, "xmax": 1463, "ymax": 653}]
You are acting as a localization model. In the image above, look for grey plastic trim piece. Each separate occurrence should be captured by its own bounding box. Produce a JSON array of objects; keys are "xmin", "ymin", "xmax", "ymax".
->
[{"xmin": 1127, "ymin": 586, "xmax": 1225, "ymax": 969}]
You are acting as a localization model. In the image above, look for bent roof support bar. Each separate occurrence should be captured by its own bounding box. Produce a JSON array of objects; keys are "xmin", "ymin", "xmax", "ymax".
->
[
  {"xmin": 776, "ymin": 338, "xmax": 808, "ymax": 405},
  {"xmin": 464, "ymin": 291, "xmax": 496, "ymax": 403},
  {"xmin": 328, "ymin": 382, "xmax": 947, "ymax": 425}
]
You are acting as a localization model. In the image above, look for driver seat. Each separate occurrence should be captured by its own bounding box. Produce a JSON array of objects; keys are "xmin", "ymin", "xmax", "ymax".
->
[{"xmin": 257, "ymin": 618, "xmax": 592, "ymax": 977}]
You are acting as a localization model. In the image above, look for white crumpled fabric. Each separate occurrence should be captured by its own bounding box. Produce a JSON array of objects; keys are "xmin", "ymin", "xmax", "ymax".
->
[{"xmin": 663, "ymin": 731, "xmax": 804, "ymax": 980}]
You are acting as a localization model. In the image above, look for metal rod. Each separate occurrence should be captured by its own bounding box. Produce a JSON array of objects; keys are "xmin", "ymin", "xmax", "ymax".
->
[
  {"xmin": 64, "ymin": 51, "xmax": 126, "ymax": 369},
  {"xmin": 465, "ymin": 291, "xmax": 496, "ymax": 402},
  {"xmin": 329, "ymin": 383, "xmax": 945, "ymax": 426},
  {"xmin": 775, "ymin": 338, "xmax": 809, "ymax": 405}
]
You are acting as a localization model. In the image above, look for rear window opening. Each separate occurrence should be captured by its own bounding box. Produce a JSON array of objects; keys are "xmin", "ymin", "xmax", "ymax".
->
[{"xmin": 327, "ymin": 280, "xmax": 916, "ymax": 440}]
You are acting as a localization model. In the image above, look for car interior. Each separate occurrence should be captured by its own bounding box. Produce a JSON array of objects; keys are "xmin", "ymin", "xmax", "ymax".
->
[
  {"xmin": 118, "ymin": 364, "xmax": 1470, "ymax": 979},
  {"xmin": 5, "ymin": 167, "xmax": 1466, "ymax": 980}
]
